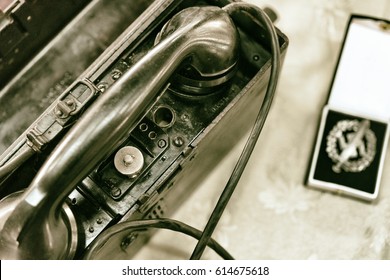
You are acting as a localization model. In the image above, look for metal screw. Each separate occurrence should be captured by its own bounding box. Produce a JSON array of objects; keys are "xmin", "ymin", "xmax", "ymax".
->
[
  {"xmin": 88, "ymin": 226, "xmax": 94, "ymax": 233},
  {"xmin": 54, "ymin": 108, "xmax": 64, "ymax": 117},
  {"xmin": 111, "ymin": 70, "xmax": 122, "ymax": 80},
  {"xmin": 65, "ymin": 99, "xmax": 75, "ymax": 107},
  {"xmin": 111, "ymin": 186, "xmax": 122, "ymax": 198},
  {"xmin": 158, "ymin": 139, "xmax": 167, "ymax": 148},
  {"xmin": 96, "ymin": 218, "xmax": 103, "ymax": 225},
  {"xmin": 97, "ymin": 83, "xmax": 107, "ymax": 93},
  {"xmin": 123, "ymin": 154, "xmax": 134, "ymax": 166},
  {"xmin": 173, "ymin": 136, "xmax": 184, "ymax": 147}
]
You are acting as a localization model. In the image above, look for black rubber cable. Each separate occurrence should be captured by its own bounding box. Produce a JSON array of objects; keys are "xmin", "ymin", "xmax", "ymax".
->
[
  {"xmin": 190, "ymin": 3, "xmax": 282, "ymax": 260},
  {"xmin": 83, "ymin": 218, "xmax": 234, "ymax": 260}
]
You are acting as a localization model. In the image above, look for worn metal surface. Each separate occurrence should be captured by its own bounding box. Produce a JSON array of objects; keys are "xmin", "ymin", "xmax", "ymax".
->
[
  {"xmin": 0, "ymin": 0, "xmax": 91, "ymax": 89},
  {"xmin": 0, "ymin": 0, "xmax": 288, "ymax": 259},
  {"xmin": 0, "ymin": 0, "xmax": 154, "ymax": 154}
]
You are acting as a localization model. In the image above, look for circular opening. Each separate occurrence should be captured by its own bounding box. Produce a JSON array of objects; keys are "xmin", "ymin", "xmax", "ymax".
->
[
  {"xmin": 153, "ymin": 106, "xmax": 175, "ymax": 128},
  {"xmin": 139, "ymin": 123, "xmax": 148, "ymax": 131},
  {"xmin": 148, "ymin": 131, "xmax": 157, "ymax": 140}
]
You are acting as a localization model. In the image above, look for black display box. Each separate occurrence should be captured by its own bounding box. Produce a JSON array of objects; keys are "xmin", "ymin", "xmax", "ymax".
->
[{"xmin": 307, "ymin": 15, "xmax": 390, "ymax": 201}]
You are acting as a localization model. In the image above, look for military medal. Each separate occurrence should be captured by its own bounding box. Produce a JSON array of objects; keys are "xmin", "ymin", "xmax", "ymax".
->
[{"xmin": 326, "ymin": 119, "xmax": 376, "ymax": 173}]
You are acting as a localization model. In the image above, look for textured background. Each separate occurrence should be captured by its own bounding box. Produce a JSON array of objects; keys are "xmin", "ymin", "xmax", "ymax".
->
[{"xmin": 135, "ymin": 0, "xmax": 390, "ymax": 259}]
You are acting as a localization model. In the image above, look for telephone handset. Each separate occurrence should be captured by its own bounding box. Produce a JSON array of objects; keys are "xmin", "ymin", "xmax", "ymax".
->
[{"xmin": 0, "ymin": 0, "xmax": 288, "ymax": 259}]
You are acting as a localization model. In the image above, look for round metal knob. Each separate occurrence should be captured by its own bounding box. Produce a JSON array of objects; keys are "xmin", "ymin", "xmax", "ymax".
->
[{"xmin": 114, "ymin": 146, "xmax": 144, "ymax": 178}]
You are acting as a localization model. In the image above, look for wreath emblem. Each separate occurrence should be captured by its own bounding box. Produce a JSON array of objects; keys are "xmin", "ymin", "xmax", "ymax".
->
[{"xmin": 326, "ymin": 119, "xmax": 376, "ymax": 173}]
